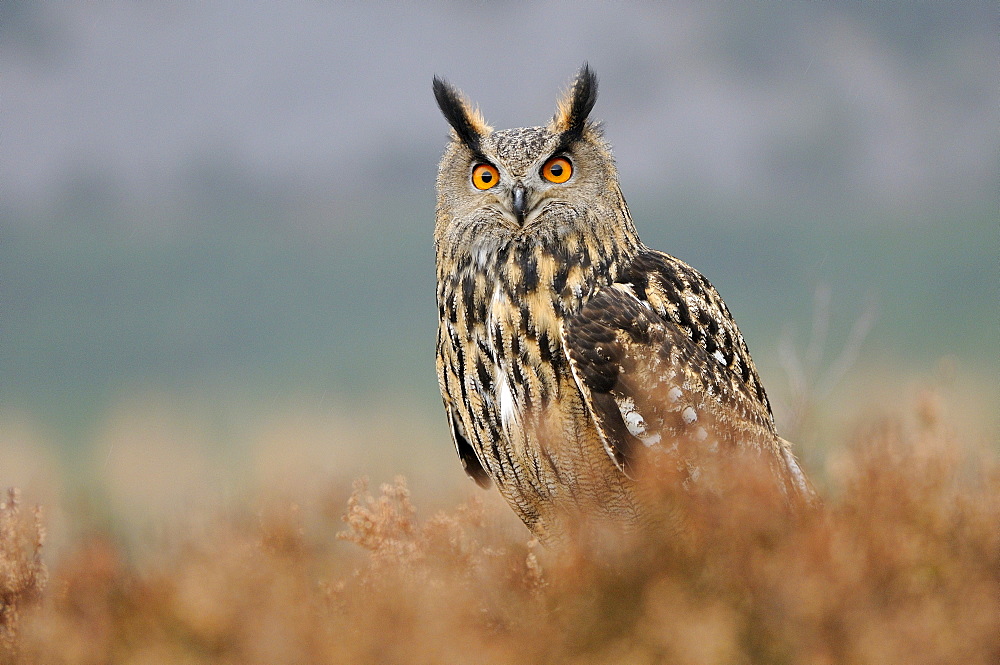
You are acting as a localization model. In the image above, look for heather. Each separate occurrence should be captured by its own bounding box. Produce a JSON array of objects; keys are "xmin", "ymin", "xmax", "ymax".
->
[{"xmin": 0, "ymin": 391, "xmax": 997, "ymax": 664}]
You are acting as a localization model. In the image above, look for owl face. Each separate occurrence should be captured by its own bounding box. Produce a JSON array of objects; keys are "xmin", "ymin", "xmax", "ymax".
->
[
  {"xmin": 433, "ymin": 66, "xmax": 628, "ymax": 253},
  {"xmin": 439, "ymin": 125, "xmax": 614, "ymax": 231}
]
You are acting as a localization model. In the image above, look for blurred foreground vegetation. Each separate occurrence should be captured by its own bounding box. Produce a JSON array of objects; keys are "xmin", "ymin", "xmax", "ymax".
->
[{"xmin": 0, "ymin": 391, "xmax": 998, "ymax": 663}]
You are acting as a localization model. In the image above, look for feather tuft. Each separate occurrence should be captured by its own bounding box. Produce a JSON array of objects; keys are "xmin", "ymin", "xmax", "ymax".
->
[
  {"xmin": 433, "ymin": 76, "xmax": 491, "ymax": 155},
  {"xmin": 552, "ymin": 63, "xmax": 599, "ymax": 138}
]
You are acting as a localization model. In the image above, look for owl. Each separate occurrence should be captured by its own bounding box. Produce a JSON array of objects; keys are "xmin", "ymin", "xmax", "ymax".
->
[{"xmin": 433, "ymin": 65, "xmax": 812, "ymax": 542}]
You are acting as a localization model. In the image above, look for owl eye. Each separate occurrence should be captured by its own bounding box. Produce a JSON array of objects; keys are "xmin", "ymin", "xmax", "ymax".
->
[
  {"xmin": 541, "ymin": 156, "xmax": 573, "ymax": 183},
  {"xmin": 471, "ymin": 163, "xmax": 499, "ymax": 190}
]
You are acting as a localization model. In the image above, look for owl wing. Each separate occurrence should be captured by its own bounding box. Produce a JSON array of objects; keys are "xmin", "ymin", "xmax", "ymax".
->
[
  {"xmin": 561, "ymin": 249, "xmax": 783, "ymax": 477},
  {"xmin": 437, "ymin": 328, "xmax": 493, "ymax": 489},
  {"xmin": 443, "ymin": 399, "xmax": 492, "ymax": 489}
]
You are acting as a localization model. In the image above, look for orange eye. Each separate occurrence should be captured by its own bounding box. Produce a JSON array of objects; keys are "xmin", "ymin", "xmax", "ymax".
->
[
  {"xmin": 471, "ymin": 163, "xmax": 499, "ymax": 190},
  {"xmin": 541, "ymin": 156, "xmax": 572, "ymax": 183}
]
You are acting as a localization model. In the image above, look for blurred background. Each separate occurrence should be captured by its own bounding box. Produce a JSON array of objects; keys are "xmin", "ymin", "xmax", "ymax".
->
[{"xmin": 2, "ymin": 2, "xmax": 997, "ymax": 532}]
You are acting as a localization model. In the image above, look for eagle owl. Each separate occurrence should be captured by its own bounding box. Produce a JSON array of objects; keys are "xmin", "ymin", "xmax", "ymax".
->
[{"xmin": 433, "ymin": 65, "xmax": 812, "ymax": 542}]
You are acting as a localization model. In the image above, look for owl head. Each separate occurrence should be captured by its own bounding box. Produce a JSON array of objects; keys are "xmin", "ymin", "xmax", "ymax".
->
[{"xmin": 433, "ymin": 65, "xmax": 635, "ymax": 254}]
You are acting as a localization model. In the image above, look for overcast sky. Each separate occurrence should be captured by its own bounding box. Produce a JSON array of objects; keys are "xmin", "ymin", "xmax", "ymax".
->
[{"xmin": 3, "ymin": 1, "xmax": 997, "ymax": 223}]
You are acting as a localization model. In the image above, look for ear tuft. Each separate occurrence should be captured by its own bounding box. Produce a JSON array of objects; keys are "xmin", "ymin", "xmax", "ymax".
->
[
  {"xmin": 552, "ymin": 63, "xmax": 599, "ymax": 138},
  {"xmin": 433, "ymin": 76, "xmax": 491, "ymax": 154}
]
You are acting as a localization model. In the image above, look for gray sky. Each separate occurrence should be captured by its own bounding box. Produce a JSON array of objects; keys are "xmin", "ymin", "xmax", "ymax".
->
[{"xmin": 3, "ymin": 1, "xmax": 997, "ymax": 223}]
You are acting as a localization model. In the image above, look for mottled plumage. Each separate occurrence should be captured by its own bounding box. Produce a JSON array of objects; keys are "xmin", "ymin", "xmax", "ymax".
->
[{"xmin": 434, "ymin": 66, "xmax": 811, "ymax": 541}]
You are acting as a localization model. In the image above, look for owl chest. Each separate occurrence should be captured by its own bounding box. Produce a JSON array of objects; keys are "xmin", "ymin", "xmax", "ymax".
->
[
  {"xmin": 442, "ymin": 259, "xmax": 585, "ymax": 436},
  {"xmin": 476, "ymin": 279, "xmax": 570, "ymax": 428}
]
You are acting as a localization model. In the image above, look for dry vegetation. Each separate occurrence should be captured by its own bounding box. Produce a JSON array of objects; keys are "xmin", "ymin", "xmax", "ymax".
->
[{"xmin": 0, "ymin": 393, "xmax": 998, "ymax": 664}]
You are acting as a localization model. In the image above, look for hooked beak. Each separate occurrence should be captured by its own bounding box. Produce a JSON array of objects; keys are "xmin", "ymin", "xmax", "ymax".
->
[{"xmin": 511, "ymin": 181, "xmax": 528, "ymax": 225}]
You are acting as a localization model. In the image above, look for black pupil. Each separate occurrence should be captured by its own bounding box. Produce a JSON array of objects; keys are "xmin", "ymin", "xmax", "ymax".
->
[
  {"xmin": 549, "ymin": 162, "xmax": 563, "ymax": 177},
  {"xmin": 480, "ymin": 169, "xmax": 492, "ymax": 183}
]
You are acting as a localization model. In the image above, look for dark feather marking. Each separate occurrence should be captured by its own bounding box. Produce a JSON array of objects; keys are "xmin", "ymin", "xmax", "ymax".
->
[
  {"xmin": 683, "ymin": 266, "xmax": 705, "ymax": 296},
  {"xmin": 501, "ymin": 443, "xmax": 523, "ymax": 488},
  {"xmin": 530, "ymin": 451, "xmax": 545, "ymax": 490},
  {"xmin": 538, "ymin": 330, "xmax": 553, "ymax": 363},
  {"xmin": 475, "ymin": 295, "xmax": 486, "ymax": 323},
  {"xmin": 455, "ymin": 350, "xmax": 469, "ymax": 405},
  {"xmin": 720, "ymin": 328, "xmax": 732, "ymax": 353},
  {"xmin": 495, "ymin": 242, "xmax": 511, "ymax": 265},
  {"xmin": 520, "ymin": 509, "xmax": 540, "ymax": 532},
  {"xmin": 707, "ymin": 313, "xmax": 720, "ymax": 337},
  {"xmin": 449, "ymin": 410, "xmax": 491, "ymax": 488},
  {"xmin": 433, "ymin": 76, "xmax": 485, "ymax": 156},
  {"xmin": 511, "ymin": 358, "xmax": 525, "ymax": 388},
  {"xmin": 493, "ymin": 323, "xmax": 506, "ymax": 358},
  {"xmin": 705, "ymin": 334, "xmax": 719, "ymax": 357},
  {"xmin": 552, "ymin": 263, "xmax": 570, "ymax": 296},
  {"xmin": 628, "ymin": 269, "xmax": 649, "ymax": 298},
  {"xmin": 490, "ymin": 438, "xmax": 504, "ymax": 478},
  {"xmin": 697, "ymin": 308, "xmax": 713, "ymax": 328},
  {"xmin": 476, "ymin": 358, "xmax": 493, "ymax": 392},
  {"xmin": 662, "ymin": 263, "xmax": 686, "ymax": 293},
  {"xmin": 549, "ymin": 239, "xmax": 571, "ymax": 266},
  {"xmin": 520, "ymin": 257, "xmax": 539, "ymax": 295},
  {"xmin": 461, "ymin": 276, "xmax": 476, "ymax": 318},
  {"xmin": 539, "ymin": 445, "xmax": 565, "ymax": 485},
  {"xmin": 555, "ymin": 63, "xmax": 599, "ymax": 148},
  {"xmin": 676, "ymin": 297, "xmax": 694, "ymax": 330}
]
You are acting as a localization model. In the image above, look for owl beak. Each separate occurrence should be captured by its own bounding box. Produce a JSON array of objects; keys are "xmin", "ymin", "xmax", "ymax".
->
[{"xmin": 511, "ymin": 181, "xmax": 528, "ymax": 225}]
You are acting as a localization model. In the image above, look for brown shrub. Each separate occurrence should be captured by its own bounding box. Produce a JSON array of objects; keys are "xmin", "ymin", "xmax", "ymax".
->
[
  {"xmin": 4, "ymin": 399, "xmax": 1000, "ymax": 663},
  {"xmin": 0, "ymin": 488, "xmax": 46, "ymax": 656}
]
